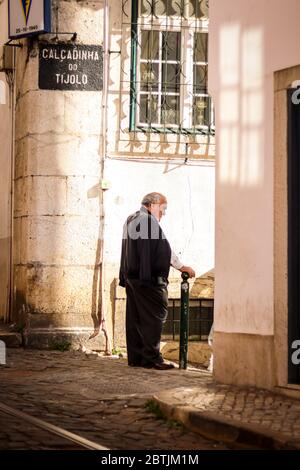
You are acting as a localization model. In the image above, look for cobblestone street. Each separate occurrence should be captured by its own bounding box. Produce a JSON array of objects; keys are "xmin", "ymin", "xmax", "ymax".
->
[
  {"xmin": 0, "ymin": 349, "xmax": 227, "ymax": 450},
  {"xmin": 0, "ymin": 410, "xmax": 85, "ymax": 450}
]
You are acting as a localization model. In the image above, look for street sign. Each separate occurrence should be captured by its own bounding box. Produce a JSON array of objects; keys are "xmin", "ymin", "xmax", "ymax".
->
[
  {"xmin": 39, "ymin": 43, "xmax": 103, "ymax": 91},
  {"xmin": 8, "ymin": 0, "xmax": 51, "ymax": 39}
]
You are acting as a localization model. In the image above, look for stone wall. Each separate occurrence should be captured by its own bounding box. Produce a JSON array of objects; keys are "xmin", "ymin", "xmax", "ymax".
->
[
  {"xmin": 10, "ymin": 0, "xmax": 216, "ymax": 351},
  {"xmin": 13, "ymin": 0, "xmax": 105, "ymax": 349}
]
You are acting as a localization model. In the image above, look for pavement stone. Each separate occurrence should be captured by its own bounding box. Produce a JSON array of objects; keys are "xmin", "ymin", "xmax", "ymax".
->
[
  {"xmin": 0, "ymin": 349, "xmax": 227, "ymax": 450},
  {"xmin": 154, "ymin": 386, "xmax": 300, "ymax": 450},
  {"xmin": 1, "ymin": 349, "xmax": 300, "ymax": 450},
  {"xmin": 0, "ymin": 411, "xmax": 82, "ymax": 450}
]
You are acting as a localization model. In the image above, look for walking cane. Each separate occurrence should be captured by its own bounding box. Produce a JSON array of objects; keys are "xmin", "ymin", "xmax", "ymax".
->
[{"xmin": 179, "ymin": 272, "xmax": 189, "ymax": 369}]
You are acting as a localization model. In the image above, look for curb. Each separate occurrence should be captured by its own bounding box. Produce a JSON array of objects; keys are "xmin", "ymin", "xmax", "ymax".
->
[{"xmin": 153, "ymin": 390, "xmax": 300, "ymax": 450}]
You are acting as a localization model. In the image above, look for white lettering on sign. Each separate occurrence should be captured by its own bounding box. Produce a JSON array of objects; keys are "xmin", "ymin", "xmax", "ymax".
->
[
  {"xmin": 39, "ymin": 44, "xmax": 103, "ymax": 91},
  {"xmin": 291, "ymin": 340, "xmax": 300, "ymax": 365},
  {"xmin": 0, "ymin": 340, "xmax": 6, "ymax": 365},
  {"xmin": 42, "ymin": 49, "xmax": 100, "ymax": 62},
  {"xmin": 55, "ymin": 74, "xmax": 88, "ymax": 85}
]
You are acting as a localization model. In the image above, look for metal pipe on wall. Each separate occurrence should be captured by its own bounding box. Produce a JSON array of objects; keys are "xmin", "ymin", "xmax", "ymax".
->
[{"xmin": 95, "ymin": 0, "xmax": 112, "ymax": 352}]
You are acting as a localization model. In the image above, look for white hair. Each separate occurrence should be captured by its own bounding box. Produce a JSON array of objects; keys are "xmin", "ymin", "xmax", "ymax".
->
[{"xmin": 141, "ymin": 192, "xmax": 166, "ymax": 207}]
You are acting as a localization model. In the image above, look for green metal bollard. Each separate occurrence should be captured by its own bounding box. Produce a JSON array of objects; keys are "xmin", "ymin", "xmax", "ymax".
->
[{"xmin": 179, "ymin": 272, "xmax": 190, "ymax": 369}]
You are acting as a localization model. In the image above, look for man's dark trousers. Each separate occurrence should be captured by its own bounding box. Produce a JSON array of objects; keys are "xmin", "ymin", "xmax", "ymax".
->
[{"xmin": 125, "ymin": 279, "xmax": 168, "ymax": 366}]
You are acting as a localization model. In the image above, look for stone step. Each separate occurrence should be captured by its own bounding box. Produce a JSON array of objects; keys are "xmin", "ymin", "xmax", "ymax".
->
[
  {"xmin": 0, "ymin": 325, "xmax": 22, "ymax": 348},
  {"xmin": 161, "ymin": 340, "xmax": 212, "ymax": 367}
]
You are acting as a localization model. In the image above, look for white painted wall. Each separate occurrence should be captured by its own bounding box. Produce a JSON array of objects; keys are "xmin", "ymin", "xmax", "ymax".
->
[
  {"xmin": 104, "ymin": 158, "xmax": 215, "ymax": 277},
  {"xmin": 209, "ymin": 0, "xmax": 300, "ymax": 334},
  {"xmin": 0, "ymin": 0, "xmax": 12, "ymax": 320},
  {"xmin": 103, "ymin": 0, "xmax": 216, "ymax": 294}
]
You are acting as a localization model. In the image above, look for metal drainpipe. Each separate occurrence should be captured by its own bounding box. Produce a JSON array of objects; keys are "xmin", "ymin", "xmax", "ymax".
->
[
  {"xmin": 129, "ymin": 0, "xmax": 138, "ymax": 131},
  {"xmin": 98, "ymin": 0, "xmax": 112, "ymax": 353}
]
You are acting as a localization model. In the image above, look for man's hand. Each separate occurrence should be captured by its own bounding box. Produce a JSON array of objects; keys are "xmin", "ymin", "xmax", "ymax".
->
[{"xmin": 179, "ymin": 266, "xmax": 196, "ymax": 278}]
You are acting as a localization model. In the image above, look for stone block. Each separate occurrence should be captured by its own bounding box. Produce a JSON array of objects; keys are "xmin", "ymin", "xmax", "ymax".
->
[
  {"xmin": 63, "ymin": 92, "xmax": 102, "ymax": 135},
  {"xmin": 66, "ymin": 175, "xmax": 101, "ymax": 216},
  {"xmin": 58, "ymin": 0, "xmax": 103, "ymax": 45},
  {"xmin": 214, "ymin": 331, "xmax": 275, "ymax": 389},
  {"xmin": 15, "ymin": 134, "xmax": 101, "ymax": 179},
  {"xmin": 0, "ymin": 236, "xmax": 10, "ymax": 320},
  {"xmin": 15, "ymin": 91, "xmax": 65, "ymax": 140},
  {"xmin": 30, "ymin": 176, "xmax": 67, "ymax": 216},
  {"xmin": 27, "ymin": 312, "xmax": 92, "ymax": 329},
  {"xmin": 26, "ymin": 215, "xmax": 100, "ymax": 265},
  {"xmin": 13, "ymin": 217, "xmax": 29, "ymax": 265},
  {"xmin": 12, "ymin": 265, "xmax": 29, "ymax": 325},
  {"xmin": 14, "ymin": 177, "xmax": 28, "ymax": 217},
  {"xmin": 161, "ymin": 340, "xmax": 212, "ymax": 366},
  {"xmin": 14, "ymin": 265, "xmax": 98, "ymax": 319},
  {"xmin": 14, "ymin": 139, "xmax": 26, "ymax": 181},
  {"xmin": 15, "ymin": 44, "xmax": 39, "ymax": 96},
  {"xmin": 168, "ymin": 275, "xmax": 215, "ymax": 299},
  {"xmin": 15, "ymin": 176, "xmax": 67, "ymax": 217},
  {"xmin": 24, "ymin": 328, "xmax": 106, "ymax": 351},
  {"xmin": 15, "ymin": 175, "xmax": 101, "ymax": 217}
]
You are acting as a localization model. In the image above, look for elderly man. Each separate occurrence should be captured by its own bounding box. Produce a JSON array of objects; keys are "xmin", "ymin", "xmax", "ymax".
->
[{"xmin": 119, "ymin": 192, "xmax": 195, "ymax": 370}]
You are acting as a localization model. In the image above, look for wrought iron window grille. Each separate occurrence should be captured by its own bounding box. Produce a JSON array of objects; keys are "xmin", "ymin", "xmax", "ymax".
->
[{"xmin": 123, "ymin": 0, "xmax": 214, "ymax": 136}]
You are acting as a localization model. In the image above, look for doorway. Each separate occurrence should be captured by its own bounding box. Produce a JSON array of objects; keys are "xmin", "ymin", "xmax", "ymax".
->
[{"xmin": 287, "ymin": 87, "xmax": 300, "ymax": 385}]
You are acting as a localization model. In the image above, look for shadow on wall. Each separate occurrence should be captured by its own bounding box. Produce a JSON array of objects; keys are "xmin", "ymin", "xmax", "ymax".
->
[{"xmin": 216, "ymin": 22, "xmax": 265, "ymax": 189}]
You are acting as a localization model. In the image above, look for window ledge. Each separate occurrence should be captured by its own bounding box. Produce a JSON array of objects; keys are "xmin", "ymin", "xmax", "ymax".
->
[{"xmin": 130, "ymin": 126, "xmax": 215, "ymax": 136}]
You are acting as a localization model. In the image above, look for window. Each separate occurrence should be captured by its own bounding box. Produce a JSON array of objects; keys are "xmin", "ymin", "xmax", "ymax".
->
[{"xmin": 130, "ymin": 0, "xmax": 214, "ymax": 134}]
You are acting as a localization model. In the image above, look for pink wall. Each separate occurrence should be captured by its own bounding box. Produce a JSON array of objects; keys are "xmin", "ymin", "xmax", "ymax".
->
[
  {"xmin": 209, "ymin": 0, "xmax": 300, "ymax": 334},
  {"xmin": 0, "ymin": 0, "xmax": 12, "ymax": 320}
]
